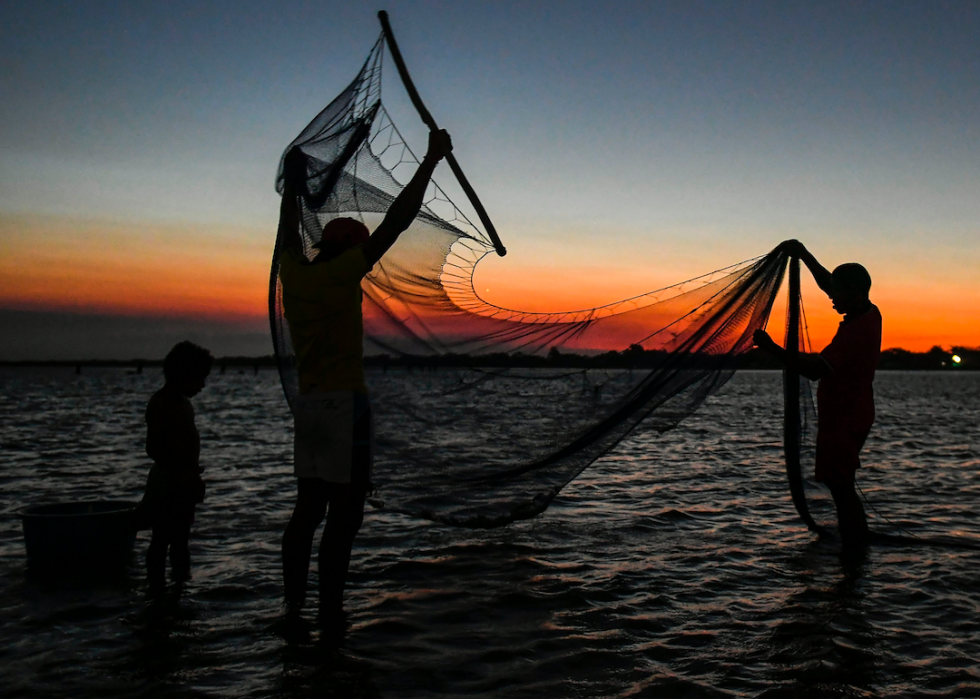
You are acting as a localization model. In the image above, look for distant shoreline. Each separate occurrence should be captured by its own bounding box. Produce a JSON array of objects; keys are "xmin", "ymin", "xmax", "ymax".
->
[{"xmin": 1, "ymin": 346, "xmax": 976, "ymax": 371}]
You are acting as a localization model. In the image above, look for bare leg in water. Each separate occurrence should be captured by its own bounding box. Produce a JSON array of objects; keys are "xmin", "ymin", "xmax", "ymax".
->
[
  {"xmin": 826, "ymin": 478, "xmax": 869, "ymax": 562},
  {"xmin": 147, "ymin": 504, "xmax": 194, "ymax": 591},
  {"xmin": 282, "ymin": 479, "xmax": 328, "ymax": 612},
  {"xmin": 318, "ymin": 483, "xmax": 365, "ymax": 618},
  {"xmin": 282, "ymin": 478, "xmax": 365, "ymax": 625}
]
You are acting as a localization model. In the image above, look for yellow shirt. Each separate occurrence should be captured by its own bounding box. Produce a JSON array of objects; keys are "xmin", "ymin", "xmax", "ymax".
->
[{"xmin": 279, "ymin": 246, "xmax": 373, "ymax": 394}]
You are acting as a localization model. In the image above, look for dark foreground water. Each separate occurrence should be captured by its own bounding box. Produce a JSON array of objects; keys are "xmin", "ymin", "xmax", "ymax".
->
[{"xmin": 1, "ymin": 368, "xmax": 978, "ymax": 698}]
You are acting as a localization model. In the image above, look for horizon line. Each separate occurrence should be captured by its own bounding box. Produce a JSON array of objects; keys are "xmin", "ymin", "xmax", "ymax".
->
[{"xmin": 1, "ymin": 345, "xmax": 976, "ymax": 367}]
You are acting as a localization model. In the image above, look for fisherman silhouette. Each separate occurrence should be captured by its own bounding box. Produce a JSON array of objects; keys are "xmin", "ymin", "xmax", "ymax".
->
[
  {"xmin": 754, "ymin": 239, "xmax": 881, "ymax": 562},
  {"xmin": 276, "ymin": 129, "xmax": 453, "ymax": 636},
  {"xmin": 136, "ymin": 341, "xmax": 213, "ymax": 592}
]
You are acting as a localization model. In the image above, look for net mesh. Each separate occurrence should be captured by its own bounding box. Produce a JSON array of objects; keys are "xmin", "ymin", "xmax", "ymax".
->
[
  {"xmin": 782, "ymin": 265, "xmax": 834, "ymax": 532},
  {"xmin": 270, "ymin": 34, "xmax": 799, "ymax": 527}
]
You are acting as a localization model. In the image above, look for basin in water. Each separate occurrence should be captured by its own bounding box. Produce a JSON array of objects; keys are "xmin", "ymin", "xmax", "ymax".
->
[{"xmin": 20, "ymin": 501, "xmax": 138, "ymax": 571}]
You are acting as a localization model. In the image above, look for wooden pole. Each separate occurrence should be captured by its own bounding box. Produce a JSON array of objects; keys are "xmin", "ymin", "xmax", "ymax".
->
[{"xmin": 378, "ymin": 11, "xmax": 507, "ymax": 257}]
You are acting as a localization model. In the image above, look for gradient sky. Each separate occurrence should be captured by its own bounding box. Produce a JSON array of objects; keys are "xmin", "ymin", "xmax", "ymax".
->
[{"xmin": 1, "ymin": 1, "xmax": 978, "ymax": 359}]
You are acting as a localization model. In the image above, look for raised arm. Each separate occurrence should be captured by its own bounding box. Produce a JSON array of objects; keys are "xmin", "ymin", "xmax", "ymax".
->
[
  {"xmin": 363, "ymin": 129, "xmax": 453, "ymax": 266},
  {"xmin": 277, "ymin": 192, "xmax": 302, "ymax": 250},
  {"xmin": 777, "ymin": 239, "xmax": 833, "ymax": 298},
  {"xmin": 277, "ymin": 148, "xmax": 305, "ymax": 253}
]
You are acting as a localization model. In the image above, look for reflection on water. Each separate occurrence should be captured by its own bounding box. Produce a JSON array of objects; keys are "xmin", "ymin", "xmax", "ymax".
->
[
  {"xmin": 0, "ymin": 368, "xmax": 978, "ymax": 697},
  {"xmin": 757, "ymin": 546, "xmax": 878, "ymax": 698}
]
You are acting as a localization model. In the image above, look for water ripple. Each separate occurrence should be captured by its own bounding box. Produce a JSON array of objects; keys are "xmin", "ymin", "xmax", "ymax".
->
[{"xmin": 1, "ymin": 368, "xmax": 978, "ymax": 697}]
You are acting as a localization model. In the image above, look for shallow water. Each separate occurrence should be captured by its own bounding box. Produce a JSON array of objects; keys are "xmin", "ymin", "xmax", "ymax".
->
[{"xmin": 1, "ymin": 368, "xmax": 978, "ymax": 698}]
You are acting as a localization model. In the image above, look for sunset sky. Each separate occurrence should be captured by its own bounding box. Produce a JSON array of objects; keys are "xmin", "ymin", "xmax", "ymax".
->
[{"xmin": 1, "ymin": 1, "xmax": 978, "ymax": 359}]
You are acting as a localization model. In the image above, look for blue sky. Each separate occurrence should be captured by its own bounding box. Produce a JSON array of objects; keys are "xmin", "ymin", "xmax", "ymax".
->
[{"xmin": 1, "ymin": 1, "xmax": 978, "ymax": 358}]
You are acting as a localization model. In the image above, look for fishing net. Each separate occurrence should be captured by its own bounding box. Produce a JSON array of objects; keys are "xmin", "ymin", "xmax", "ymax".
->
[
  {"xmin": 782, "ymin": 261, "xmax": 834, "ymax": 533},
  {"xmin": 269, "ymin": 31, "xmax": 806, "ymax": 527}
]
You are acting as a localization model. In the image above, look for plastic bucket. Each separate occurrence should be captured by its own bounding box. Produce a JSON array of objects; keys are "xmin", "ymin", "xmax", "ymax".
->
[{"xmin": 19, "ymin": 501, "xmax": 138, "ymax": 571}]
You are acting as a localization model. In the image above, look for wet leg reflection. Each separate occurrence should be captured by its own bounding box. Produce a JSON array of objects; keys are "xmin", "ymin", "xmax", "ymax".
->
[{"xmin": 762, "ymin": 547, "xmax": 878, "ymax": 698}]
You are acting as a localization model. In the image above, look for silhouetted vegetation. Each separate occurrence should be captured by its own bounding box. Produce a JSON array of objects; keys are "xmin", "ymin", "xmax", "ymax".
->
[{"xmin": 3, "ymin": 346, "xmax": 977, "ymax": 371}]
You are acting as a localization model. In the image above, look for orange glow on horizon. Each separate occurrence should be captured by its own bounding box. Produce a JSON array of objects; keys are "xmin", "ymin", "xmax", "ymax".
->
[
  {"xmin": 0, "ymin": 214, "xmax": 268, "ymax": 323},
  {"xmin": 475, "ymin": 255, "xmax": 980, "ymax": 353},
  {"xmin": 2, "ymin": 213, "xmax": 977, "ymax": 353}
]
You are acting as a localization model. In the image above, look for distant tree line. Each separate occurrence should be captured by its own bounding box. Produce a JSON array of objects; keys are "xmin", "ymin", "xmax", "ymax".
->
[
  {"xmin": 3, "ymin": 346, "xmax": 977, "ymax": 371},
  {"xmin": 363, "ymin": 344, "xmax": 980, "ymax": 371},
  {"xmin": 877, "ymin": 346, "xmax": 978, "ymax": 371}
]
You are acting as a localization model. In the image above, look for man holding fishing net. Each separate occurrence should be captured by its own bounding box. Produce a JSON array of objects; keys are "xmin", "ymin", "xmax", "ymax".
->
[
  {"xmin": 754, "ymin": 239, "xmax": 882, "ymax": 562},
  {"xmin": 276, "ymin": 128, "xmax": 453, "ymax": 635}
]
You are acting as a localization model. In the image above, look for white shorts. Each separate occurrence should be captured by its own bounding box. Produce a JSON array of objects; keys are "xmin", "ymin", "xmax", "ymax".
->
[{"xmin": 293, "ymin": 390, "xmax": 372, "ymax": 485}]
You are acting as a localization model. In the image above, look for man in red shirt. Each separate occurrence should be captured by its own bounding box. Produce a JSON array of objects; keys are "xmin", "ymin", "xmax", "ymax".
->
[{"xmin": 754, "ymin": 239, "xmax": 881, "ymax": 561}]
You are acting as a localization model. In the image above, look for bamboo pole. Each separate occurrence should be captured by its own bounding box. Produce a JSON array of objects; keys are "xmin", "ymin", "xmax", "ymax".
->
[{"xmin": 378, "ymin": 11, "xmax": 507, "ymax": 257}]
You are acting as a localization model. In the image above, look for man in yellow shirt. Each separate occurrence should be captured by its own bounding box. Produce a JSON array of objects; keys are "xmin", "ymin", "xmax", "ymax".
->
[{"xmin": 277, "ymin": 129, "xmax": 452, "ymax": 635}]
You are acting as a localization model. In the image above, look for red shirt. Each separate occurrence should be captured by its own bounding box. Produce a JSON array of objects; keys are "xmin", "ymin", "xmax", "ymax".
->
[
  {"xmin": 814, "ymin": 304, "xmax": 882, "ymax": 482},
  {"xmin": 817, "ymin": 304, "xmax": 882, "ymax": 430}
]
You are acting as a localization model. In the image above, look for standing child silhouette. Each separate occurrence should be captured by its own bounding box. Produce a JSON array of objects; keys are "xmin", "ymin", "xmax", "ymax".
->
[{"xmin": 138, "ymin": 341, "xmax": 213, "ymax": 591}]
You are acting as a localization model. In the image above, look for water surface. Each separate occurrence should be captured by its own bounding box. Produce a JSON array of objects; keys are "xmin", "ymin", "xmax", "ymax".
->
[{"xmin": 1, "ymin": 368, "xmax": 978, "ymax": 697}]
